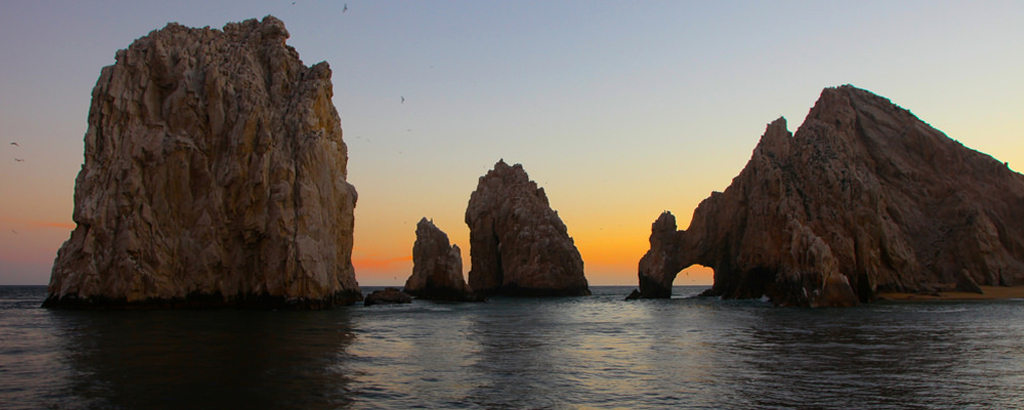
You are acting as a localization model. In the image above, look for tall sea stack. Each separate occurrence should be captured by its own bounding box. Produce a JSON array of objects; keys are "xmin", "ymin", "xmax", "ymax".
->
[
  {"xmin": 465, "ymin": 160, "xmax": 590, "ymax": 296},
  {"xmin": 638, "ymin": 85, "xmax": 1024, "ymax": 306},
  {"xmin": 44, "ymin": 16, "xmax": 361, "ymax": 308}
]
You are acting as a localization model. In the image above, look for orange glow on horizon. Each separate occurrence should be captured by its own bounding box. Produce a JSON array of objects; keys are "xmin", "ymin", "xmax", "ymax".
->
[{"xmin": 351, "ymin": 254, "xmax": 413, "ymax": 271}]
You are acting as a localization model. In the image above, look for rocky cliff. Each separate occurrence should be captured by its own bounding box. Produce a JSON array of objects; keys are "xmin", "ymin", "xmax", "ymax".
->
[
  {"xmin": 44, "ymin": 16, "xmax": 361, "ymax": 308},
  {"xmin": 465, "ymin": 160, "xmax": 590, "ymax": 296},
  {"xmin": 638, "ymin": 85, "xmax": 1024, "ymax": 306},
  {"xmin": 404, "ymin": 218, "xmax": 477, "ymax": 301}
]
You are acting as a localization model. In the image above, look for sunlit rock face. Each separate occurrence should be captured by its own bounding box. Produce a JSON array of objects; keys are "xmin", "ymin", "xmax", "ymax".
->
[
  {"xmin": 44, "ymin": 16, "xmax": 361, "ymax": 308},
  {"xmin": 404, "ymin": 218, "xmax": 478, "ymax": 301},
  {"xmin": 465, "ymin": 160, "xmax": 590, "ymax": 296},
  {"xmin": 638, "ymin": 85, "xmax": 1024, "ymax": 307}
]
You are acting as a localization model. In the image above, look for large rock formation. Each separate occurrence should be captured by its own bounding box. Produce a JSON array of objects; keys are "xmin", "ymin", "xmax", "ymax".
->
[
  {"xmin": 44, "ymin": 16, "xmax": 361, "ymax": 308},
  {"xmin": 404, "ymin": 218, "xmax": 478, "ymax": 301},
  {"xmin": 638, "ymin": 85, "xmax": 1024, "ymax": 307},
  {"xmin": 465, "ymin": 160, "xmax": 590, "ymax": 296}
]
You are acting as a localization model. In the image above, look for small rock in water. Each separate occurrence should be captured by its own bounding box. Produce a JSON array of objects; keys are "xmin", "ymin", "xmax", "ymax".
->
[
  {"xmin": 404, "ymin": 218, "xmax": 481, "ymax": 301},
  {"xmin": 364, "ymin": 288, "xmax": 413, "ymax": 306}
]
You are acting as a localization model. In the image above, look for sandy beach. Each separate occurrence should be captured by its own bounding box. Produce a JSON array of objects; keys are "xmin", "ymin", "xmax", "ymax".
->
[{"xmin": 877, "ymin": 286, "xmax": 1024, "ymax": 301}]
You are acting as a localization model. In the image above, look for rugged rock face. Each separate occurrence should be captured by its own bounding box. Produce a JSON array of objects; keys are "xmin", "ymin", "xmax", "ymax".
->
[
  {"xmin": 638, "ymin": 85, "xmax": 1024, "ymax": 307},
  {"xmin": 44, "ymin": 16, "xmax": 361, "ymax": 308},
  {"xmin": 404, "ymin": 218, "xmax": 478, "ymax": 301},
  {"xmin": 466, "ymin": 160, "xmax": 590, "ymax": 296}
]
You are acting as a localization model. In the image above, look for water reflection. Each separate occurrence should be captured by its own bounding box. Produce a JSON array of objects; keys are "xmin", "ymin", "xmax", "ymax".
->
[
  {"xmin": 49, "ymin": 309, "xmax": 355, "ymax": 409},
  {"xmin": 5, "ymin": 286, "xmax": 1023, "ymax": 409},
  {"xmin": 722, "ymin": 302, "xmax": 1024, "ymax": 409},
  {"xmin": 466, "ymin": 297, "xmax": 587, "ymax": 408}
]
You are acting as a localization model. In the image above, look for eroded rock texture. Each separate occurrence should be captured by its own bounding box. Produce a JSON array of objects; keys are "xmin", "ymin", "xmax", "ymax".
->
[
  {"xmin": 638, "ymin": 85, "xmax": 1024, "ymax": 306},
  {"xmin": 466, "ymin": 160, "xmax": 590, "ymax": 296},
  {"xmin": 44, "ymin": 16, "xmax": 361, "ymax": 308},
  {"xmin": 404, "ymin": 218, "xmax": 478, "ymax": 301}
]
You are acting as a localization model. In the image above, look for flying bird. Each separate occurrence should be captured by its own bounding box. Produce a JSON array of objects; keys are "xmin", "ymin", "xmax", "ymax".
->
[
  {"xmin": 14, "ymin": 158, "xmax": 24, "ymax": 162},
  {"xmin": 343, "ymin": 3, "xmax": 348, "ymax": 13},
  {"xmin": 11, "ymin": 230, "xmax": 17, "ymax": 235},
  {"xmin": 9, "ymin": 142, "xmax": 18, "ymax": 147},
  {"xmin": 401, "ymin": 96, "xmax": 405, "ymax": 104}
]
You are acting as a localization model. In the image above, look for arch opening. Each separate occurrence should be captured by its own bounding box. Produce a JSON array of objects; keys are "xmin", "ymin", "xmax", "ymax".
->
[{"xmin": 671, "ymin": 264, "xmax": 714, "ymax": 297}]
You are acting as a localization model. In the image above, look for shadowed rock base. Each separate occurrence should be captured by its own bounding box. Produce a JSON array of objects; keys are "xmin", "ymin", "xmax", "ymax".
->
[{"xmin": 41, "ymin": 290, "xmax": 364, "ymax": 310}]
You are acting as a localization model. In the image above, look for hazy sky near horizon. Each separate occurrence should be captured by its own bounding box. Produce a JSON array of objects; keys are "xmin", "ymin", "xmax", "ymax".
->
[{"xmin": 1, "ymin": 0, "xmax": 1021, "ymax": 286}]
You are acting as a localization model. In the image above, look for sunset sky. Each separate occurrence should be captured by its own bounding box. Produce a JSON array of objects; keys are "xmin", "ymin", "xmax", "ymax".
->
[{"xmin": 1, "ymin": 1, "xmax": 1021, "ymax": 286}]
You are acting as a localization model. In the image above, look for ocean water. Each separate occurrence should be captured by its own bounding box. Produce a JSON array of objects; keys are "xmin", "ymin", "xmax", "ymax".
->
[{"xmin": 1, "ymin": 285, "xmax": 1023, "ymax": 409}]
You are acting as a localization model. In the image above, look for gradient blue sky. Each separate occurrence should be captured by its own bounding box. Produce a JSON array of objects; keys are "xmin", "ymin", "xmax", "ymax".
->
[{"xmin": 1, "ymin": 0, "xmax": 1022, "ymax": 286}]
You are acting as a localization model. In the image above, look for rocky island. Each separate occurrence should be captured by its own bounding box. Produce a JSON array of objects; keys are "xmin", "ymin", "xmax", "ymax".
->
[
  {"xmin": 466, "ymin": 160, "xmax": 590, "ymax": 296},
  {"xmin": 637, "ymin": 85, "xmax": 1024, "ymax": 307},
  {"xmin": 44, "ymin": 16, "xmax": 362, "ymax": 308},
  {"xmin": 404, "ymin": 218, "xmax": 479, "ymax": 301}
]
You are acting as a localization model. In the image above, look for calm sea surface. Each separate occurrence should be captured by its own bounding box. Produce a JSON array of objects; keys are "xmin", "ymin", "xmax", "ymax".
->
[{"xmin": 1, "ymin": 285, "xmax": 1023, "ymax": 409}]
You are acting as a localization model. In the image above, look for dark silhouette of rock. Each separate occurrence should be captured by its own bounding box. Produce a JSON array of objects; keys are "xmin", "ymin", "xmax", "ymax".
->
[
  {"xmin": 404, "ymin": 218, "xmax": 481, "ymax": 301},
  {"xmin": 465, "ymin": 160, "xmax": 590, "ymax": 296},
  {"xmin": 363, "ymin": 288, "xmax": 412, "ymax": 306},
  {"xmin": 44, "ymin": 16, "xmax": 361, "ymax": 309},
  {"xmin": 638, "ymin": 85, "xmax": 1024, "ymax": 307},
  {"xmin": 624, "ymin": 289, "xmax": 642, "ymax": 300},
  {"xmin": 638, "ymin": 212, "xmax": 683, "ymax": 299}
]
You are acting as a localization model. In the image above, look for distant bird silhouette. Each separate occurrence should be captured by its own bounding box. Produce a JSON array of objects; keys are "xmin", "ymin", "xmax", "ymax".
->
[
  {"xmin": 401, "ymin": 96, "xmax": 405, "ymax": 104},
  {"xmin": 9, "ymin": 142, "xmax": 18, "ymax": 147},
  {"xmin": 343, "ymin": 3, "xmax": 348, "ymax": 13},
  {"xmin": 14, "ymin": 158, "xmax": 24, "ymax": 162},
  {"xmin": 11, "ymin": 230, "xmax": 17, "ymax": 235}
]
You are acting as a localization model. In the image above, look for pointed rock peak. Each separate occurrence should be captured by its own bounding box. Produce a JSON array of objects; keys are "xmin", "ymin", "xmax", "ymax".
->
[
  {"xmin": 416, "ymin": 217, "xmax": 449, "ymax": 242},
  {"xmin": 767, "ymin": 116, "xmax": 788, "ymax": 133},
  {"xmin": 218, "ymin": 15, "xmax": 289, "ymax": 40},
  {"xmin": 483, "ymin": 159, "xmax": 532, "ymax": 185},
  {"xmin": 807, "ymin": 84, "xmax": 920, "ymax": 130},
  {"xmin": 654, "ymin": 211, "xmax": 677, "ymax": 229},
  {"xmin": 491, "ymin": 158, "xmax": 511, "ymax": 174},
  {"xmin": 752, "ymin": 116, "xmax": 793, "ymax": 159}
]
